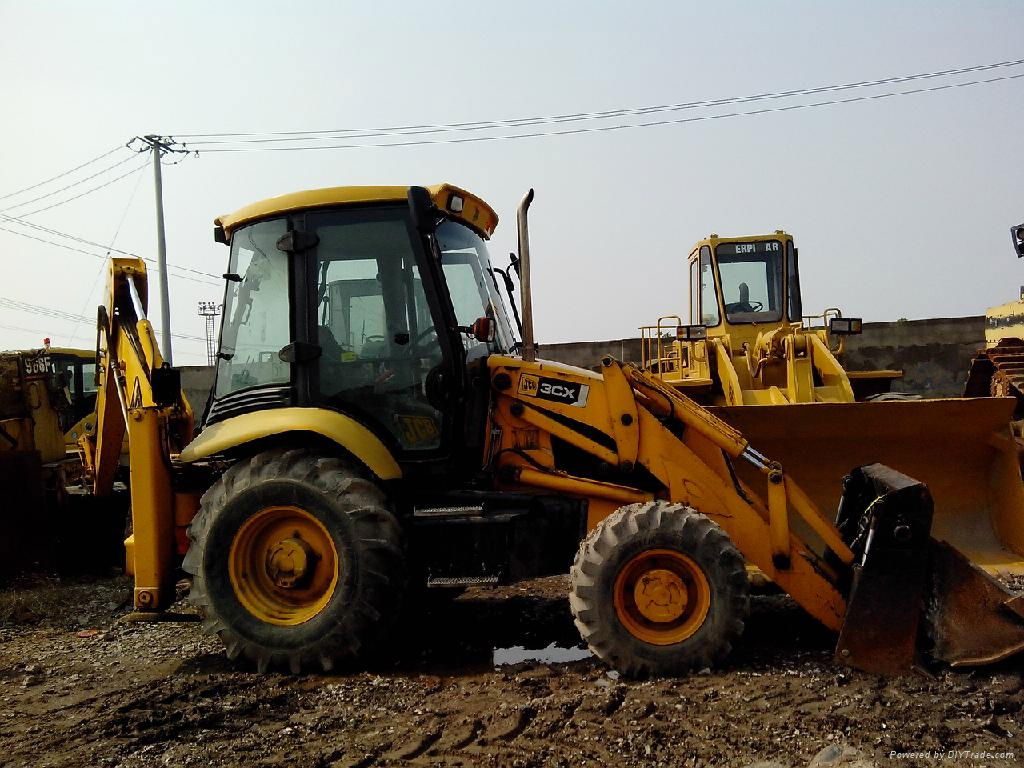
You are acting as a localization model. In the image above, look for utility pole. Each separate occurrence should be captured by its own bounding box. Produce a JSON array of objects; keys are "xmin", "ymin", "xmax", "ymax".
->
[{"xmin": 133, "ymin": 135, "xmax": 190, "ymax": 365}]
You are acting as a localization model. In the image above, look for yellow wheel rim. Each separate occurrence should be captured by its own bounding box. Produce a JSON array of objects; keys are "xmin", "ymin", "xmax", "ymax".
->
[
  {"xmin": 228, "ymin": 505, "xmax": 339, "ymax": 626},
  {"xmin": 613, "ymin": 548, "xmax": 711, "ymax": 645}
]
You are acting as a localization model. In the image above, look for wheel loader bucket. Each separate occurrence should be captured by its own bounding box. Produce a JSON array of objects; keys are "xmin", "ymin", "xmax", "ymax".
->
[{"xmin": 715, "ymin": 397, "xmax": 1024, "ymax": 576}]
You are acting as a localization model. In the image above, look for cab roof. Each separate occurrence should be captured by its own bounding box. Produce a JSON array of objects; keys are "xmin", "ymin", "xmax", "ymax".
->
[{"xmin": 215, "ymin": 183, "xmax": 498, "ymax": 240}]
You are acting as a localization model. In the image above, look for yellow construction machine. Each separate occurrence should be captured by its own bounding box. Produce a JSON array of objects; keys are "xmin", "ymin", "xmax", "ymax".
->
[
  {"xmin": 640, "ymin": 230, "xmax": 1024, "ymax": 590},
  {"xmin": 964, "ymin": 222, "xmax": 1024, "ymax": 420},
  {"xmin": 639, "ymin": 230, "xmax": 901, "ymax": 405},
  {"xmin": 78, "ymin": 186, "xmax": 1024, "ymax": 677},
  {"xmin": 0, "ymin": 346, "xmax": 117, "ymax": 576}
]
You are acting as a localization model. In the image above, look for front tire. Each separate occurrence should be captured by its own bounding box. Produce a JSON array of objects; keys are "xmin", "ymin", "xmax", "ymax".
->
[
  {"xmin": 183, "ymin": 448, "xmax": 404, "ymax": 673},
  {"xmin": 569, "ymin": 502, "xmax": 748, "ymax": 678}
]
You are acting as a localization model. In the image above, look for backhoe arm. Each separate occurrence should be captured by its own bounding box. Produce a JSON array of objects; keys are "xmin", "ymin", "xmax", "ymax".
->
[{"xmin": 81, "ymin": 257, "xmax": 194, "ymax": 611}]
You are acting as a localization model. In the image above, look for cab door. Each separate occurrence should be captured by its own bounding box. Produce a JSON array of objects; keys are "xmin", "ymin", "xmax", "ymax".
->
[{"xmin": 301, "ymin": 206, "xmax": 460, "ymax": 461}]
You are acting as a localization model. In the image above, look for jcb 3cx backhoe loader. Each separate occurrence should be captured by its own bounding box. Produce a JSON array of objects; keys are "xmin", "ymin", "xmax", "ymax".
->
[
  {"xmin": 641, "ymin": 230, "xmax": 1024, "ymax": 589},
  {"xmin": 80, "ymin": 186, "xmax": 1024, "ymax": 677}
]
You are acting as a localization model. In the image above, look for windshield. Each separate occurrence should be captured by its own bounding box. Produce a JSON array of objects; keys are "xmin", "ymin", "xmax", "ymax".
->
[
  {"xmin": 215, "ymin": 218, "xmax": 291, "ymax": 398},
  {"xmin": 715, "ymin": 241, "xmax": 784, "ymax": 324},
  {"xmin": 435, "ymin": 219, "xmax": 516, "ymax": 357}
]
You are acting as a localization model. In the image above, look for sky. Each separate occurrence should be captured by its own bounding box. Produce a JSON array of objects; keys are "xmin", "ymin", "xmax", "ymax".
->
[{"xmin": 1, "ymin": 1, "xmax": 1022, "ymax": 365}]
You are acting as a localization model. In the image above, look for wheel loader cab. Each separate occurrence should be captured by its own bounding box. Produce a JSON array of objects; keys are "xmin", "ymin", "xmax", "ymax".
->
[
  {"xmin": 206, "ymin": 185, "xmax": 516, "ymax": 467},
  {"xmin": 689, "ymin": 232, "xmax": 802, "ymax": 348}
]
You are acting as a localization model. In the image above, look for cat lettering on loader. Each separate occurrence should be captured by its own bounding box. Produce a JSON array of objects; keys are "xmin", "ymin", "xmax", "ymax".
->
[{"xmin": 77, "ymin": 187, "xmax": 1024, "ymax": 677}]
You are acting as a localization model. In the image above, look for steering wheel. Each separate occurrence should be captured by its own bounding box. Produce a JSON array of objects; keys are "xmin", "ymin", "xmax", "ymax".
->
[
  {"xmin": 404, "ymin": 326, "xmax": 437, "ymax": 356},
  {"xmin": 725, "ymin": 300, "xmax": 764, "ymax": 313}
]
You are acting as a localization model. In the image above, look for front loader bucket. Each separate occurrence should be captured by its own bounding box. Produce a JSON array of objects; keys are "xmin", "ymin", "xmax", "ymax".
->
[
  {"xmin": 830, "ymin": 463, "xmax": 1024, "ymax": 674},
  {"xmin": 833, "ymin": 464, "xmax": 934, "ymax": 676},
  {"xmin": 715, "ymin": 398, "xmax": 1024, "ymax": 576}
]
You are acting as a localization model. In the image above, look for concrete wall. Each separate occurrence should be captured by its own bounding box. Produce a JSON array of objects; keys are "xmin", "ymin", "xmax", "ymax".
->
[
  {"xmin": 180, "ymin": 365, "xmax": 215, "ymax": 417},
  {"xmin": 842, "ymin": 316, "xmax": 984, "ymax": 397},
  {"xmin": 179, "ymin": 315, "xmax": 986, "ymax": 408},
  {"xmin": 537, "ymin": 316, "xmax": 986, "ymax": 399}
]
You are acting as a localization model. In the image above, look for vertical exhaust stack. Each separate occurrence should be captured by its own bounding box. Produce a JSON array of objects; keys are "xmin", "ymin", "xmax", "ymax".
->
[{"xmin": 517, "ymin": 189, "xmax": 536, "ymax": 362}]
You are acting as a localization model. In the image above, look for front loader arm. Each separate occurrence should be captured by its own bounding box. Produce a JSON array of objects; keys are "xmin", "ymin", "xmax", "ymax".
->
[{"xmin": 488, "ymin": 355, "xmax": 853, "ymax": 631}]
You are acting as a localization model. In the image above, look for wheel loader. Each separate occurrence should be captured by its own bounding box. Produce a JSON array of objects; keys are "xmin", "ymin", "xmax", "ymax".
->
[
  {"xmin": 640, "ymin": 229, "xmax": 1024, "ymax": 590},
  {"xmin": 964, "ymin": 221, "xmax": 1024, "ymax": 422},
  {"xmin": 638, "ymin": 230, "xmax": 902, "ymax": 405},
  {"xmin": 77, "ymin": 185, "xmax": 1024, "ymax": 677},
  {"xmin": 0, "ymin": 346, "xmax": 121, "ymax": 576}
]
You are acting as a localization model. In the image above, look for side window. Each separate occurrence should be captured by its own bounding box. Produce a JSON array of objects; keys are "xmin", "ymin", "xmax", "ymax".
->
[
  {"xmin": 699, "ymin": 246, "xmax": 720, "ymax": 326},
  {"xmin": 216, "ymin": 219, "xmax": 291, "ymax": 398},
  {"xmin": 81, "ymin": 363, "xmax": 98, "ymax": 395},
  {"xmin": 689, "ymin": 258, "xmax": 699, "ymax": 324}
]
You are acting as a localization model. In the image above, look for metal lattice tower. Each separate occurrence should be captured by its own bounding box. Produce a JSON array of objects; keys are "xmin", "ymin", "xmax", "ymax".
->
[{"xmin": 197, "ymin": 301, "xmax": 222, "ymax": 367}]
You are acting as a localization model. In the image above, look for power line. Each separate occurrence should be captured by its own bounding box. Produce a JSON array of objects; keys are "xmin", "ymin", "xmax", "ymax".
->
[
  {"xmin": 0, "ymin": 153, "xmax": 140, "ymax": 213},
  {"xmin": 0, "ymin": 214, "xmax": 221, "ymax": 281},
  {"xmin": 1, "ymin": 213, "xmax": 147, "ymax": 259},
  {"xmin": 0, "ymin": 296, "xmax": 209, "ymax": 344},
  {"xmin": 195, "ymin": 70, "xmax": 1024, "ymax": 153},
  {"xmin": 178, "ymin": 57, "xmax": 1024, "ymax": 149},
  {"xmin": 0, "ymin": 145, "xmax": 126, "ymax": 203},
  {"xmin": 0, "ymin": 224, "xmax": 221, "ymax": 287},
  {"xmin": 12, "ymin": 160, "xmax": 151, "ymax": 217}
]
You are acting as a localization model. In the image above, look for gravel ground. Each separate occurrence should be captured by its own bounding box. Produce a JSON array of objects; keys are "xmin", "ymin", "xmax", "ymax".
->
[{"xmin": 1, "ymin": 575, "xmax": 1022, "ymax": 768}]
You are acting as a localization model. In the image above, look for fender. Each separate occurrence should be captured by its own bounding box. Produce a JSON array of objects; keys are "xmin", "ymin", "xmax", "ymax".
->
[{"xmin": 179, "ymin": 407, "xmax": 402, "ymax": 480}]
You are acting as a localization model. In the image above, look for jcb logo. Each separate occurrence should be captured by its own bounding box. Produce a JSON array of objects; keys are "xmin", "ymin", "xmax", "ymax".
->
[{"xmin": 518, "ymin": 374, "xmax": 539, "ymax": 396}]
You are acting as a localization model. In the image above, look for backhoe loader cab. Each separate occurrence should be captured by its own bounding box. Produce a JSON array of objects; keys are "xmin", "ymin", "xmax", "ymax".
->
[{"xmin": 204, "ymin": 185, "xmax": 516, "ymax": 461}]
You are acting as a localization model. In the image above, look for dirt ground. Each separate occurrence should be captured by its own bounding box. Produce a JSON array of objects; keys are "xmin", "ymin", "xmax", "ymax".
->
[{"xmin": 1, "ymin": 575, "xmax": 1021, "ymax": 768}]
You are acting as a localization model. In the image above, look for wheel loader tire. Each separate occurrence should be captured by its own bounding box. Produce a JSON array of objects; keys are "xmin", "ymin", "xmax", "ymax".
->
[
  {"xmin": 182, "ymin": 447, "xmax": 404, "ymax": 673},
  {"xmin": 569, "ymin": 502, "xmax": 748, "ymax": 678}
]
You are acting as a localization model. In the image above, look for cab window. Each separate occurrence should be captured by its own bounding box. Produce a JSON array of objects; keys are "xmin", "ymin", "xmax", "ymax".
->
[
  {"xmin": 215, "ymin": 219, "xmax": 291, "ymax": 398},
  {"xmin": 699, "ymin": 246, "xmax": 720, "ymax": 326},
  {"xmin": 715, "ymin": 240, "xmax": 784, "ymax": 324}
]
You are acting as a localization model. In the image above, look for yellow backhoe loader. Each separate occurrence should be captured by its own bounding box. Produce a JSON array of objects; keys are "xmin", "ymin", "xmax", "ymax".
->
[{"xmin": 78, "ymin": 186, "xmax": 1024, "ymax": 677}]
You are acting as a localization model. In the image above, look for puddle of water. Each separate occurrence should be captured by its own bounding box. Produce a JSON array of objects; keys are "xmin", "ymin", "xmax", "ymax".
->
[{"xmin": 493, "ymin": 642, "xmax": 593, "ymax": 666}]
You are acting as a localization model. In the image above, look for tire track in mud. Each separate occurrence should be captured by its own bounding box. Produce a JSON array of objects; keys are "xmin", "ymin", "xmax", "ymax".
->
[{"xmin": 3, "ymin": 576, "xmax": 1024, "ymax": 768}]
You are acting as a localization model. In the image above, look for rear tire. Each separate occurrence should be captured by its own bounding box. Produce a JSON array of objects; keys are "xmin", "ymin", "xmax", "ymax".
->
[
  {"xmin": 570, "ymin": 502, "xmax": 748, "ymax": 678},
  {"xmin": 183, "ymin": 447, "xmax": 404, "ymax": 673}
]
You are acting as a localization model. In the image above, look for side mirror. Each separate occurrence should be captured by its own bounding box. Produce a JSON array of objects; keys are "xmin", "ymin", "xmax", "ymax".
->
[
  {"xmin": 1012, "ymin": 224, "xmax": 1024, "ymax": 259},
  {"xmin": 829, "ymin": 317, "xmax": 863, "ymax": 335},
  {"xmin": 408, "ymin": 186, "xmax": 437, "ymax": 234},
  {"xmin": 675, "ymin": 324, "xmax": 707, "ymax": 341},
  {"xmin": 468, "ymin": 317, "xmax": 495, "ymax": 343}
]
